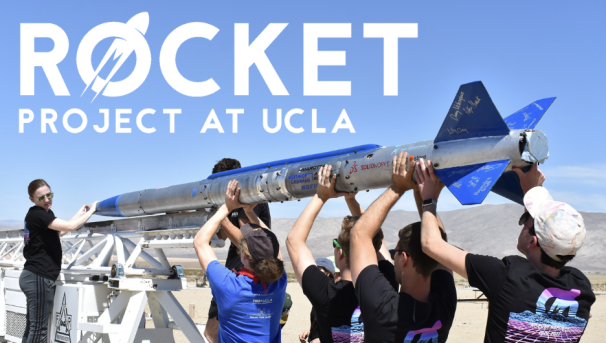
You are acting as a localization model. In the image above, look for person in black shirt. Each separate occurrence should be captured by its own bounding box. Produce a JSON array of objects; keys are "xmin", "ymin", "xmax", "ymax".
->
[
  {"xmin": 20, "ymin": 179, "xmax": 98, "ymax": 343},
  {"xmin": 287, "ymin": 164, "xmax": 391, "ymax": 343},
  {"xmin": 415, "ymin": 159, "xmax": 596, "ymax": 343},
  {"xmin": 203, "ymin": 158, "xmax": 272, "ymax": 343},
  {"xmin": 350, "ymin": 152, "xmax": 457, "ymax": 343}
]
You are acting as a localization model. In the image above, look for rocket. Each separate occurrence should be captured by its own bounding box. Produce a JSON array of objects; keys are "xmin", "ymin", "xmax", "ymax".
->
[{"xmin": 96, "ymin": 81, "xmax": 554, "ymax": 217}]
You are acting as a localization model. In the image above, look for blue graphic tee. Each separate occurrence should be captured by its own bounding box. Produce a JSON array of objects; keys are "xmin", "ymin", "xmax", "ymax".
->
[{"xmin": 207, "ymin": 260, "xmax": 287, "ymax": 343}]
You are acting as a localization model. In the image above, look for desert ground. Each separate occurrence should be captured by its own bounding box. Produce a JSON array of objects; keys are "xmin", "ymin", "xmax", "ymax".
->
[{"xmin": 146, "ymin": 261, "xmax": 606, "ymax": 343}]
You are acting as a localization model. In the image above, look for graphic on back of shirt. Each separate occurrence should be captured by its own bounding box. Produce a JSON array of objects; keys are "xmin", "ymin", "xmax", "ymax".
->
[
  {"xmin": 506, "ymin": 287, "xmax": 587, "ymax": 342},
  {"xmin": 404, "ymin": 320, "xmax": 442, "ymax": 343},
  {"xmin": 331, "ymin": 306, "xmax": 364, "ymax": 343},
  {"xmin": 23, "ymin": 221, "xmax": 30, "ymax": 245}
]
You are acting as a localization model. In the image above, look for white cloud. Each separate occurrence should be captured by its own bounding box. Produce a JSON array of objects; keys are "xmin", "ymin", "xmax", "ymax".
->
[
  {"xmin": 542, "ymin": 164, "xmax": 606, "ymax": 186},
  {"xmin": 546, "ymin": 190, "xmax": 606, "ymax": 213}
]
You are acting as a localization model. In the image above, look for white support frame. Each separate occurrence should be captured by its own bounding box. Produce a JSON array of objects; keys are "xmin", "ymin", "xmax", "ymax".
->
[{"xmin": 0, "ymin": 212, "xmax": 222, "ymax": 343}]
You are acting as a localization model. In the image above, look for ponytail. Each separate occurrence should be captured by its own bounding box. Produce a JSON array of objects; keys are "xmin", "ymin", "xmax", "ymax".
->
[{"xmin": 254, "ymin": 258, "xmax": 284, "ymax": 284}]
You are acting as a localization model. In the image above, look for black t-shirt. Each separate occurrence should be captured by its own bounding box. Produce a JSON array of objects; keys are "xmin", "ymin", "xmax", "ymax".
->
[
  {"xmin": 466, "ymin": 254, "xmax": 596, "ymax": 343},
  {"xmin": 356, "ymin": 263, "xmax": 457, "ymax": 343},
  {"xmin": 301, "ymin": 260, "xmax": 395, "ymax": 342},
  {"xmin": 309, "ymin": 307, "xmax": 320, "ymax": 342},
  {"xmin": 224, "ymin": 203, "xmax": 271, "ymax": 271},
  {"xmin": 302, "ymin": 265, "xmax": 361, "ymax": 343},
  {"xmin": 23, "ymin": 206, "xmax": 62, "ymax": 280}
]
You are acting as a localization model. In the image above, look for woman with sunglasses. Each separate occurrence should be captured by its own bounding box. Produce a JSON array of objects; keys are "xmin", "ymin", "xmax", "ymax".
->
[{"xmin": 20, "ymin": 179, "xmax": 98, "ymax": 343}]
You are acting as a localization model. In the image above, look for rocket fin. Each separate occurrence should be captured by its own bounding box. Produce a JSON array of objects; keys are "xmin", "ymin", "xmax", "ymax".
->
[
  {"xmin": 435, "ymin": 81, "xmax": 510, "ymax": 143},
  {"xmin": 435, "ymin": 159, "xmax": 510, "ymax": 205},
  {"xmin": 489, "ymin": 165, "xmax": 532, "ymax": 205},
  {"xmin": 503, "ymin": 97, "xmax": 556, "ymax": 130}
]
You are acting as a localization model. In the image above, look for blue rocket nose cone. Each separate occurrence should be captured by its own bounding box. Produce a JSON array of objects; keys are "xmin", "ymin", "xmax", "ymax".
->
[{"xmin": 96, "ymin": 195, "xmax": 125, "ymax": 217}]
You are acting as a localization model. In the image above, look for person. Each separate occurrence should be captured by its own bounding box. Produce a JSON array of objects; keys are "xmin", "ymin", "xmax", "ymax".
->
[
  {"xmin": 287, "ymin": 165, "xmax": 391, "ymax": 343},
  {"xmin": 350, "ymin": 152, "xmax": 457, "ymax": 342},
  {"xmin": 315, "ymin": 257, "xmax": 336, "ymax": 279},
  {"xmin": 327, "ymin": 256, "xmax": 341, "ymax": 281},
  {"xmin": 20, "ymin": 179, "xmax": 98, "ymax": 343},
  {"xmin": 204, "ymin": 158, "xmax": 272, "ymax": 343},
  {"xmin": 415, "ymin": 159, "xmax": 596, "ymax": 343},
  {"xmin": 194, "ymin": 180, "xmax": 287, "ymax": 343},
  {"xmin": 299, "ymin": 257, "xmax": 336, "ymax": 343}
]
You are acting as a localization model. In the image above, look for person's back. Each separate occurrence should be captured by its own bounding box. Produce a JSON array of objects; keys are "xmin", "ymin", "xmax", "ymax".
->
[
  {"xmin": 194, "ymin": 181, "xmax": 286, "ymax": 343},
  {"xmin": 354, "ymin": 224, "xmax": 456, "ymax": 342},
  {"xmin": 415, "ymin": 159, "xmax": 596, "ymax": 342},
  {"xmin": 287, "ymin": 165, "xmax": 388, "ymax": 342},
  {"xmin": 207, "ymin": 259, "xmax": 287, "ymax": 342},
  {"xmin": 349, "ymin": 153, "xmax": 457, "ymax": 343},
  {"xmin": 466, "ymin": 254, "xmax": 593, "ymax": 342}
]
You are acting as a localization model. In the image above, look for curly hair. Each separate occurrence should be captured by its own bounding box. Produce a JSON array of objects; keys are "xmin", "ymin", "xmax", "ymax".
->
[{"xmin": 212, "ymin": 158, "xmax": 241, "ymax": 174}]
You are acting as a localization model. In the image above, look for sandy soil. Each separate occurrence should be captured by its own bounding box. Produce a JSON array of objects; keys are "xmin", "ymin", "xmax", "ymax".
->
[{"xmin": 151, "ymin": 283, "xmax": 605, "ymax": 343}]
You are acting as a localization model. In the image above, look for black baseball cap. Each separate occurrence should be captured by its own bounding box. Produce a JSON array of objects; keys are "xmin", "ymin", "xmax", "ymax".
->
[{"xmin": 241, "ymin": 223, "xmax": 280, "ymax": 261}]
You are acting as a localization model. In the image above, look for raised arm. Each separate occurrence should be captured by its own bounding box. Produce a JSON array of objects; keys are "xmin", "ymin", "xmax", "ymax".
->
[
  {"xmin": 286, "ymin": 165, "xmax": 346, "ymax": 285},
  {"xmin": 50, "ymin": 201, "xmax": 99, "ymax": 233},
  {"xmin": 513, "ymin": 163, "xmax": 545, "ymax": 196},
  {"xmin": 243, "ymin": 205, "xmax": 269, "ymax": 229},
  {"xmin": 414, "ymin": 186, "xmax": 444, "ymax": 229},
  {"xmin": 219, "ymin": 217, "xmax": 244, "ymax": 247},
  {"xmin": 194, "ymin": 180, "xmax": 238, "ymax": 271},
  {"xmin": 350, "ymin": 152, "xmax": 415, "ymax": 286},
  {"xmin": 416, "ymin": 159, "xmax": 468, "ymax": 278},
  {"xmin": 345, "ymin": 192, "xmax": 364, "ymax": 216}
]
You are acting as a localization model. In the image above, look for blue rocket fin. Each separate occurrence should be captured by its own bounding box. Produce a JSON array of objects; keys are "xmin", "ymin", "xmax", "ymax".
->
[
  {"xmin": 434, "ymin": 159, "xmax": 510, "ymax": 205},
  {"xmin": 435, "ymin": 81, "xmax": 510, "ymax": 143},
  {"xmin": 503, "ymin": 97, "xmax": 556, "ymax": 130},
  {"xmin": 489, "ymin": 165, "xmax": 532, "ymax": 205}
]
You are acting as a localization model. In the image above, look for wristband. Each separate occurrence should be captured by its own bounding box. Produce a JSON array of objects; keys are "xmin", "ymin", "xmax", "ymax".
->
[{"xmin": 422, "ymin": 199, "xmax": 437, "ymax": 207}]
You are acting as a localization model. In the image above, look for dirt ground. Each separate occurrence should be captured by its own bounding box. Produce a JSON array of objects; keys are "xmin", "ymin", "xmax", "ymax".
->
[{"xmin": 157, "ymin": 282, "xmax": 605, "ymax": 343}]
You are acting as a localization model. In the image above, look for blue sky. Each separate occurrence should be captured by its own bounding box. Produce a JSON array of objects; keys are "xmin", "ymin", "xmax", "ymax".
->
[{"xmin": 1, "ymin": 1, "xmax": 605, "ymax": 222}]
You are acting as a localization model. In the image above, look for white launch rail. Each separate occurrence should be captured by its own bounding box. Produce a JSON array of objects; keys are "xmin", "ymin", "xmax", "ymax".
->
[{"xmin": 0, "ymin": 210, "xmax": 222, "ymax": 343}]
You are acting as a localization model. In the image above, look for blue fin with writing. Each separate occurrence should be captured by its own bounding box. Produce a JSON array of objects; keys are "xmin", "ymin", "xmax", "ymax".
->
[
  {"xmin": 435, "ymin": 159, "xmax": 510, "ymax": 205},
  {"xmin": 503, "ymin": 97, "xmax": 556, "ymax": 130},
  {"xmin": 435, "ymin": 81, "xmax": 510, "ymax": 143},
  {"xmin": 489, "ymin": 165, "xmax": 532, "ymax": 205}
]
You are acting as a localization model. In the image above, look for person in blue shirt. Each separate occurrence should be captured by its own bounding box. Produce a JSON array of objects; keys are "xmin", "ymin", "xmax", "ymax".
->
[{"xmin": 194, "ymin": 180, "xmax": 287, "ymax": 343}]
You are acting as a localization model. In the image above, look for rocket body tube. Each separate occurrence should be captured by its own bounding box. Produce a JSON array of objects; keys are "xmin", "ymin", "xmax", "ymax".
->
[{"xmin": 96, "ymin": 129, "xmax": 547, "ymax": 217}]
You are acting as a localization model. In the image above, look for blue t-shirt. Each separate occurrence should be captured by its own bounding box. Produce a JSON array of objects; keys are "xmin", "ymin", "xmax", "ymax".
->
[{"xmin": 207, "ymin": 260, "xmax": 287, "ymax": 343}]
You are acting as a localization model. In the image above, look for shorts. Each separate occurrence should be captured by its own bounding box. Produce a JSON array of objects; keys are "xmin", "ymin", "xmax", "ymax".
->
[{"xmin": 208, "ymin": 297, "xmax": 218, "ymax": 319}]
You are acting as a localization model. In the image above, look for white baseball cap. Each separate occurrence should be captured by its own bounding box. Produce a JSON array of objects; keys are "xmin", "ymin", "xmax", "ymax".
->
[{"xmin": 523, "ymin": 186, "xmax": 586, "ymax": 261}]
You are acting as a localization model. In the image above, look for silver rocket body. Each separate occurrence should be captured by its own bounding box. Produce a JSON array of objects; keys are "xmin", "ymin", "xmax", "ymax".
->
[{"xmin": 96, "ymin": 82, "xmax": 554, "ymax": 217}]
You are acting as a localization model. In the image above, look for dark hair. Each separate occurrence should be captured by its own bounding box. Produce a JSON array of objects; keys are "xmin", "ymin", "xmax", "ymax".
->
[
  {"xmin": 212, "ymin": 158, "xmax": 241, "ymax": 174},
  {"xmin": 337, "ymin": 216, "xmax": 384, "ymax": 268},
  {"xmin": 28, "ymin": 179, "xmax": 50, "ymax": 197},
  {"xmin": 529, "ymin": 225, "xmax": 574, "ymax": 269},
  {"xmin": 396, "ymin": 222, "xmax": 447, "ymax": 278},
  {"xmin": 317, "ymin": 266, "xmax": 334, "ymax": 279},
  {"xmin": 240, "ymin": 239, "xmax": 284, "ymax": 284}
]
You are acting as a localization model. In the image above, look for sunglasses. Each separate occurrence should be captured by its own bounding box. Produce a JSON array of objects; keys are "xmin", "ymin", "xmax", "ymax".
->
[
  {"xmin": 332, "ymin": 239, "xmax": 346, "ymax": 257},
  {"xmin": 519, "ymin": 211, "xmax": 531, "ymax": 226},
  {"xmin": 389, "ymin": 249, "xmax": 408, "ymax": 260},
  {"xmin": 36, "ymin": 192, "xmax": 54, "ymax": 202}
]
